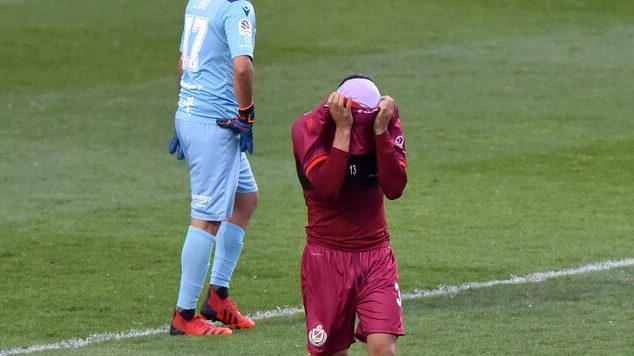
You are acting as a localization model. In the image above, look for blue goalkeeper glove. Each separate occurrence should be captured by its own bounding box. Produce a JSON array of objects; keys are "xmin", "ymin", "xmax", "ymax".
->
[
  {"xmin": 168, "ymin": 133, "xmax": 185, "ymax": 160},
  {"xmin": 239, "ymin": 129, "xmax": 254, "ymax": 155},
  {"xmin": 217, "ymin": 104, "xmax": 255, "ymax": 154}
]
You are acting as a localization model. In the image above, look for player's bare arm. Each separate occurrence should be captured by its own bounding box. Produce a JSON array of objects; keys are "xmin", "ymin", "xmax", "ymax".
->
[
  {"xmin": 327, "ymin": 92, "xmax": 353, "ymax": 152},
  {"xmin": 220, "ymin": 55, "xmax": 255, "ymax": 154},
  {"xmin": 233, "ymin": 55, "xmax": 254, "ymax": 109}
]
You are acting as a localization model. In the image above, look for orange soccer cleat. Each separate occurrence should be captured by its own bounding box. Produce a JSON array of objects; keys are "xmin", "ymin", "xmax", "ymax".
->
[
  {"xmin": 170, "ymin": 310, "xmax": 232, "ymax": 336},
  {"xmin": 200, "ymin": 287, "xmax": 256, "ymax": 329}
]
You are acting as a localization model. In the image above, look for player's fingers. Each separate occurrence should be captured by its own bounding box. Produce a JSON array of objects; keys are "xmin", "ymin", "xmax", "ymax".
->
[
  {"xmin": 327, "ymin": 92, "xmax": 336, "ymax": 106},
  {"xmin": 380, "ymin": 96, "xmax": 393, "ymax": 111},
  {"xmin": 335, "ymin": 92, "xmax": 344, "ymax": 108}
]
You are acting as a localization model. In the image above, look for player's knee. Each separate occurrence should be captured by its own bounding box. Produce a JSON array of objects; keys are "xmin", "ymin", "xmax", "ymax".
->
[
  {"xmin": 191, "ymin": 219, "xmax": 221, "ymax": 236},
  {"xmin": 368, "ymin": 345, "xmax": 396, "ymax": 356}
]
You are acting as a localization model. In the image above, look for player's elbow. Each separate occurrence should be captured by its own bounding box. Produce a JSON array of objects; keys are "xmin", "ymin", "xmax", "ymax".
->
[
  {"xmin": 383, "ymin": 177, "xmax": 407, "ymax": 200},
  {"xmin": 384, "ymin": 189, "xmax": 403, "ymax": 200},
  {"xmin": 233, "ymin": 56, "xmax": 253, "ymax": 79}
]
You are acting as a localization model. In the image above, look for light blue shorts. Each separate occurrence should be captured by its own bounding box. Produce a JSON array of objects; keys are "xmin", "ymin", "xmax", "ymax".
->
[{"xmin": 176, "ymin": 115, "xmax": 258, "ymax": 222}]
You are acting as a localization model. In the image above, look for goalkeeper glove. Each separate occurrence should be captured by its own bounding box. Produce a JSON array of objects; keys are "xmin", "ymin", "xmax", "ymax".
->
[
  {"xmin": 217, "ymin": 104, "xmax": 255, "ymax": 154},
  {"xmin": 239, "ymin": 129, "xmax": 254, "ymax": 155},
  {"xmin": 168, "ymin": 133, "xmax": 185, "ymax": 160}
]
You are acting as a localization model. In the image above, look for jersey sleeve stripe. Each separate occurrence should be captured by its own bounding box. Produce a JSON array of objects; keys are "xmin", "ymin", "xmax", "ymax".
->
[{"xmin": 305, "ymin": 154, "xmax": 329, "ymax": 176}]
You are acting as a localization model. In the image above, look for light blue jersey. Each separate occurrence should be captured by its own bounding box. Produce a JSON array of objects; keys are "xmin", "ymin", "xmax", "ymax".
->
[{"xmin": 177, "ymin": 0, "xmax": 256, "ymax": 120}]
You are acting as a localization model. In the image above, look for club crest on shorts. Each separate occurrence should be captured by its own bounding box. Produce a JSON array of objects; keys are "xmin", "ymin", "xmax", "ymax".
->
[{"xmin": 308, "ymin": 324, "xmax": 327, "ymax": 347}]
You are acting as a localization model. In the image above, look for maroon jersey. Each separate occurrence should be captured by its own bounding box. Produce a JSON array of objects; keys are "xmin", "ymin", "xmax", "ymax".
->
[{"xmin": 291, "ymin": 102, "xmax": 407, "ymax": 251}]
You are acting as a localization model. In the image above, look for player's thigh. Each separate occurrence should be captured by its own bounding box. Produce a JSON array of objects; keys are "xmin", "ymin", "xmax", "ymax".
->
[
  {"xmin": 228, "ymin": 191, "xmax": 258, "ymax": 229},
  {"xmin": 228, "ymin": 153, "xmax": 259, "ymax": 226},
  {"xmin": 355, "ymin": 247, "xmax": 405, "ymax": 343},
  {"xmin": 301, "ymin": 244, "xmax": 357, "ymax": 355},
  {"xmin": 366, "ymin": 334, "xmax": 397, "ymax": 356},
  {"xmin": 176, "ymin": 119, "xmax": 240, "ymax": 221}
]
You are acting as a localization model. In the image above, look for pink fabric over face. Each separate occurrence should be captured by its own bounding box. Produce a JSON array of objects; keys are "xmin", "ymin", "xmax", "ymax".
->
[{"xmin": 336, "ymin": 78, "xmax": 381, "ymax": 108}]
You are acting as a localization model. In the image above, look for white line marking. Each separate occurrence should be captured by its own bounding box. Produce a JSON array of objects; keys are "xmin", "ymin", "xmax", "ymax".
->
[
  {"xmin": 402, "ymin": 258, "xmax": 634, "ymax": 300},
  {"xmin": 1, "ymin": 258, "xmax": 632, "ymax": 355}
]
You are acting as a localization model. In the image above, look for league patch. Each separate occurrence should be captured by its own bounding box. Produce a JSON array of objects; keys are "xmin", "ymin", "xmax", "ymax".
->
[
  {"xmin": 238, "ymin": 18, "xmax": 252, "ymax": 36},
  {"xmin": 394, "ymin": 135, "xmax": 405, "ymax": 149},
  {"xmin": 308, "ymin": 324, "xmax": 327, "ymax": 347}
]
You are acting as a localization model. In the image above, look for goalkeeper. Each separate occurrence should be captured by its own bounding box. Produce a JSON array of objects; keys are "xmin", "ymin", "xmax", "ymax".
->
[
  {"xmin": 291, "ymin": 74, "xmax": 408, "ymax": 355},
  {"xmin": 167, "ymin": 0, "xmax": 258, "ymax": 336}
]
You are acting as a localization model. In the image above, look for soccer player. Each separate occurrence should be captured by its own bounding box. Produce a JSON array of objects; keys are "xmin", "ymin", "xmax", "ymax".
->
[
  {"xmin": 291, "ymin": 74, "xmax": 407, "ymax": 355},
  {"xmin": 167, "ymin": 0, "xmax": 258, "ymax": 336}
]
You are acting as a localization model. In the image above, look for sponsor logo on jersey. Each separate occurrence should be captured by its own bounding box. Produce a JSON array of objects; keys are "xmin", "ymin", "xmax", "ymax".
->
[
  {"xmin": 308, "ymin": 324, "xmax": 327, "ymax": 347},
  {"xmin": 242, "ymin": 6, "xmax": 250, "ymax": 16},
  {"xmin": 192, "ymin": 194, "xmax": 212, "ymax": 207}
]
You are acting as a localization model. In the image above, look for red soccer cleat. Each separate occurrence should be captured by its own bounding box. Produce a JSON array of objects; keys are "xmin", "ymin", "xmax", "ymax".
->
[
  {"xmin": 170, "ymin": 310, "xmax": 232, "ymax": 336},
  {"xmin": 200, "ymin": 287, "xmax": 256, "ymax": 329}
]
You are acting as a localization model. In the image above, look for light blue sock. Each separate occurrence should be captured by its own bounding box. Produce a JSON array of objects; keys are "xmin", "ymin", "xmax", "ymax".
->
[
  {"xmin": 176, "ymin": 226, "xmax": 215, "ymax": 309},
  {"xmin": 210, "ymin": 222, "xmax": 245, "ymax": 288}
]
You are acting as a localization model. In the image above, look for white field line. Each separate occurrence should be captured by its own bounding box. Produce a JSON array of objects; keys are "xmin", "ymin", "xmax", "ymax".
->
[{"xmin": 1, "ymin": 258, "xmax": 632, "ymax": 356}]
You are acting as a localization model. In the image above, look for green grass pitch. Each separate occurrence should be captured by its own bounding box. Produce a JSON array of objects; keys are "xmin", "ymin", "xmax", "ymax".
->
[{"xmin": 1, "ymin": 0, "xmax": 633, "ymax": 355}]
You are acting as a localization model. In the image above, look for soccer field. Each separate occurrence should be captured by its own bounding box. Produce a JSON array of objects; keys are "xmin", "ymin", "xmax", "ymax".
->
[{"xmin": 1, "ymin": 0, "xmax": 633, "ymax": 355}]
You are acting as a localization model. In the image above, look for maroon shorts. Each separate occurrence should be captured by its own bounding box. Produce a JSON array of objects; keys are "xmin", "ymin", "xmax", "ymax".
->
[{"xmin": 301, "ymin": 243, "xmax": 405, "ymax": 355}]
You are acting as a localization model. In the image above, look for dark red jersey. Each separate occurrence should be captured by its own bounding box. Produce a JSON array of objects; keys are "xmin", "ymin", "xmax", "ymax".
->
[{"xmin": 291, "ymin": 102, "xmax": 407, "ymax": 251}]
